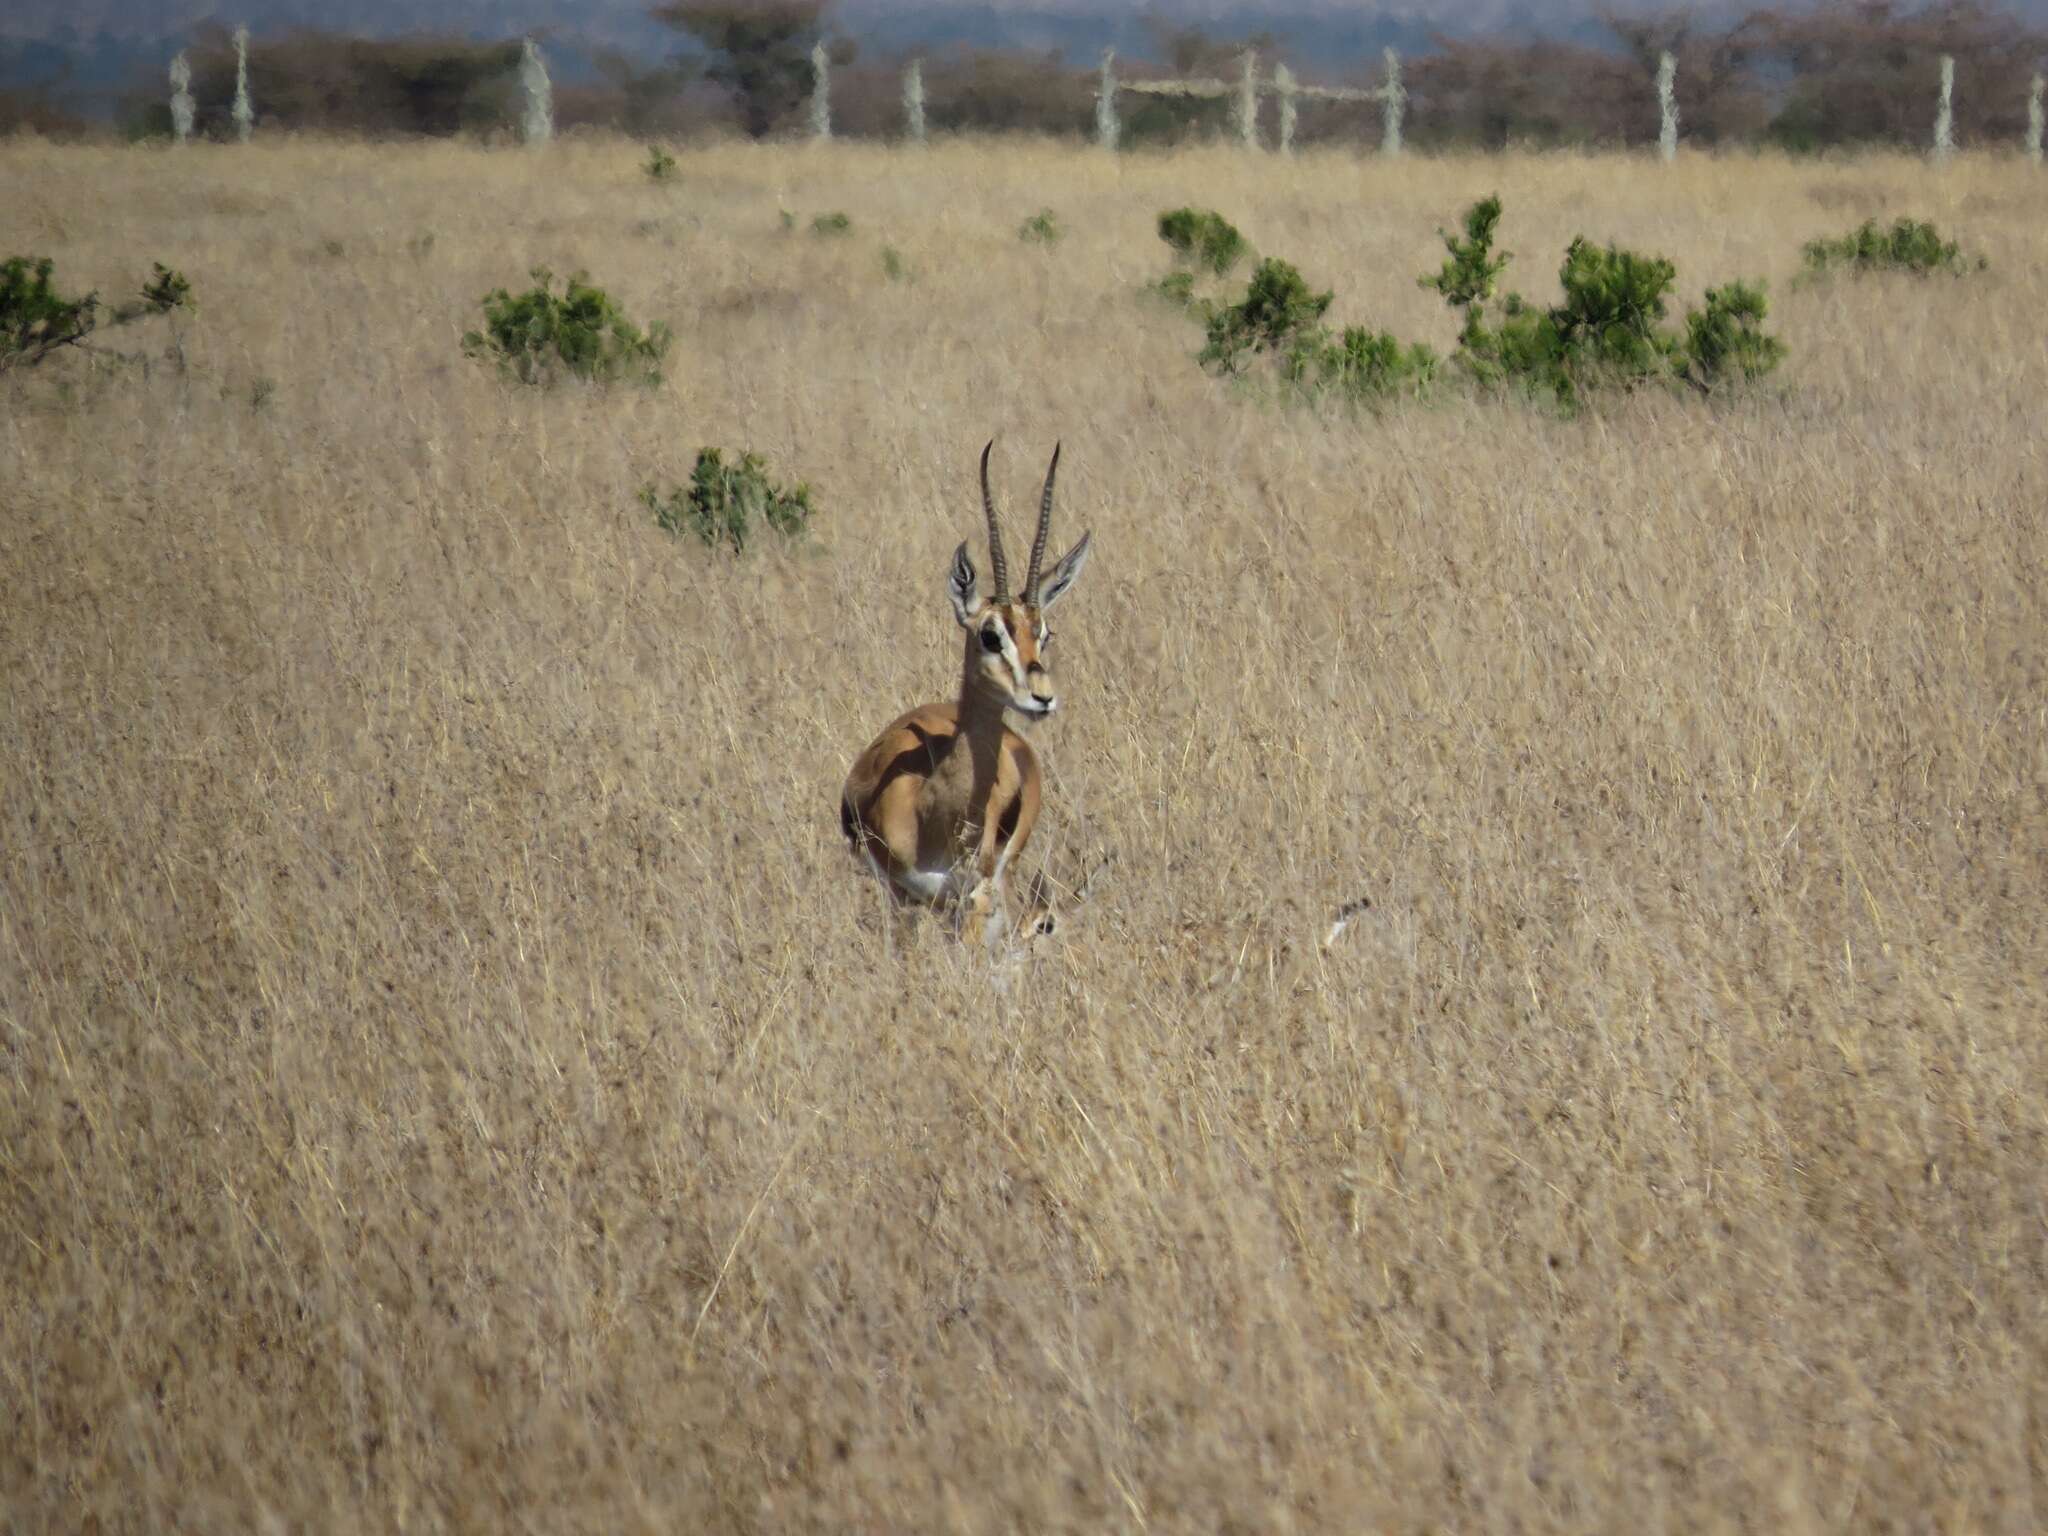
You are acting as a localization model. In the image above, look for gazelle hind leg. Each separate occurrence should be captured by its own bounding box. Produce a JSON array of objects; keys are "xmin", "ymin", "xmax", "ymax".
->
[{"xmin": 958, "ymin": 876, "xmax": 998, "ymax": 949}]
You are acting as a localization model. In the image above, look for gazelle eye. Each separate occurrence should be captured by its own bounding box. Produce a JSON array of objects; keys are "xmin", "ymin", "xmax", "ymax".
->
[{"xmin": 981, "ymin": 626, "xmax": 1003, "ymax": 653}]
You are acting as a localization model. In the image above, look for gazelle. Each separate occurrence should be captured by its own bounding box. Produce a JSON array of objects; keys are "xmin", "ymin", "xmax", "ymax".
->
[{"xmin": 840, "ymin": 441, "xmax": 1093, "ymax": 943}]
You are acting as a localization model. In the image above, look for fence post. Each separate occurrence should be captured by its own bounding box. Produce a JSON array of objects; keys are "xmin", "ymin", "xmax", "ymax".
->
[
  {"xmin": 1933, "ymin": 53, "xmax": 1954, "ymax": 162},
  {"xmin": 2030, "ymin": 72, "xmax": 2044, "ymax": 165},
  {"xmin": 1096, "ymin": 49, "xmax": 1119, "ymax": 151},
  {"xmin": 1657, "ymin": 51, "xmax": 1677, "ymax": 161},
  {"xmin": 170, "ymin": 52, "xmax": 193, "ymax": 144},
  {"xmin": 232, "ymin": 26, "xmax": 253, "ymax": 143},
  {"xmin": 520, "ymin": 39, "xmax": 552, "ymax": 145},
  {"xmin": 1380, "ymin": 47, "xmax": 1404, "ymax": 156},
  {"xmin": 903, "ymin": 59, "xmax": 925, "ymax": 144},
  {"xmin": 1235, "ymin": 51, "xmax": 1259, "ymax": 149},
  {"xmin": 1274, "ymin": 63, "xmax": 1297, "ymax": 155},
  {"xmin": 810, "ymin": 42, "xmax": 831, "ymax": 141}
]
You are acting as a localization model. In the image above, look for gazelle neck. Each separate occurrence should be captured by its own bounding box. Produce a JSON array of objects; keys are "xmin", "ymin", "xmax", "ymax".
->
[{"xmin": 952, "ymin": 660, "xmax": 1013, "ymax": 789}]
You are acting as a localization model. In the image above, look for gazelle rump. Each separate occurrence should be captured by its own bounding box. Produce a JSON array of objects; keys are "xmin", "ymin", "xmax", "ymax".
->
[{"xmin": 839, "ymin": 440, "xmax": 1093, "ymax": 942}]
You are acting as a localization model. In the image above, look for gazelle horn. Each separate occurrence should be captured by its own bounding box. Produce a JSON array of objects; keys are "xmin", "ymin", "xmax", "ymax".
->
[
  {"xmin": 1025, "ymin": 441, "xmax": 1061, "ymax": 598},
  {"xmin": 979, "ymin": 439, "xmax": 1010, "ymax": 601}
]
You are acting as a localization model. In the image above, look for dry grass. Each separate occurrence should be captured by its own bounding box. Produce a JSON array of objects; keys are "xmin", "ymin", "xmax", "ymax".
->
[{"xmin": 3, "ymin": 132, "xmax": 2045, "ymax": 1533}]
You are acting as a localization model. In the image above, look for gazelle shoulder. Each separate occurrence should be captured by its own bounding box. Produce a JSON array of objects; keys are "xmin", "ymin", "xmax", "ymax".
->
[{"xmin": 847, "ymin": 701, "xmax": 961, "ymax": 784}]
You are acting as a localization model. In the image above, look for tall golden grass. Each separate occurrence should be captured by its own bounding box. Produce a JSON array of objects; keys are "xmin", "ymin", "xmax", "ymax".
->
[{"xmin": 3, "ymin": 133, "xmax": 2045, "ymax": 1533}]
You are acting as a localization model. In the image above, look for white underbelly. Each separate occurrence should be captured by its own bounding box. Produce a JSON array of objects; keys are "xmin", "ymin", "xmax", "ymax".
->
[{"xmin": 896, "ymin": 867, "xmax": 954, "ymax": 902}]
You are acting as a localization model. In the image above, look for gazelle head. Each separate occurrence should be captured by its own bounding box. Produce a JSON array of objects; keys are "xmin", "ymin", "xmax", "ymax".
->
[{"xmin": 948, "ymin": 441, "xmax": 1093, "ymax": 719}]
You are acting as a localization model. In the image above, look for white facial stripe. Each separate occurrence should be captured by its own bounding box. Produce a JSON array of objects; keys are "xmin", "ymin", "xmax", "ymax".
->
[{"xmin": 991, "ymin": 616, "xmax": 1027, "ymax": 688}]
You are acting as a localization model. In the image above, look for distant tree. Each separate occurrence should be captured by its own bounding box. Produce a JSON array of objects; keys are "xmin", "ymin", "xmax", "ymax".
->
[
  {"xmin": 1740, "ymin": 0, "xmax": 2046, "ymax": 150},
  {"xmin": 648, "ymin": 0, "xmax": 848, "ymax": 138},
  {"xmin": 1407, "ymin": 38, "xmax": 1647, "ymax": 150},
  {"xmin": 1127, "ymin": 18, "xmax": 1282, "ymax": 145},
  {"xmin": 116, "ymin": 24, "xmax": 525, "ymax": 139},
  {"xmin": 922, "ymin": 48, "xmax": 1093, "ymax": 137}
]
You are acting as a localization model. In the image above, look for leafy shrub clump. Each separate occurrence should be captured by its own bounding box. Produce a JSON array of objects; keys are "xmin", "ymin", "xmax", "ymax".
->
[
  {"xmin": 1153, "ymin": 196, "xmax": 1781, "ymax": 414},
  {"xmin": 644, "ymin": 144, "xmax": 677, "ymax": 181},
  {"xmin": 1682, "ymin": 280, "xmax": 1787, "ymax": 385},
  {"xmin": 810, "ymin": 212, "xmax": 853, "ymax": 237},
  {"xmin": 1199, "ymin": 257, "xmax": 1434, "ymax": 403},
  {"xmin": 1151, "ymin": 270, "xmax": 1199, "ymax": 309},
  {"xmin": 642, "ymin": 448, "xmax": 815, "ymax": 552},
  {"xmin": 2, "ymin": 255, "xmax": 192, "ymax": 373},
  {"xmin": 1421, "ymin": 194, "xmax": 1782, "ymax": 403},
  {"xmin": 1019, "ymin": 209, "xmax": 1062, "ymax": 244},
  {"xmin": 1158, "ymin": 208, "xmax": 1248, "ymax": 276},
  {"xmin": 1199, "ymin": 258, "xmax": 1332, "ymax": 372},
  {"xmin": 881, "ymin": 246, "xmax": 909, "ymax": 283},
  {"xmin": 462, "ymin": 268, "xmax": 671, "ymax": 386},
  {"xmin": 1801, "ymin": 216, "xmax": 1983, "ymax": 277},
  {"xmin": 1290, "ymin": 325, "xmax": 1439, "ymax": 401}
]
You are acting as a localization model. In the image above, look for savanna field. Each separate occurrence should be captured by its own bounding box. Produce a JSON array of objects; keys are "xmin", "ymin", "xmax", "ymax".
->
[{"xmin": 3, "ymin": 133, "xmax": 2045, "ymax": 1532}]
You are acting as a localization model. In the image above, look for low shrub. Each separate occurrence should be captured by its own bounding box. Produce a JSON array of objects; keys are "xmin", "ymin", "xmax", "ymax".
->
[
  {"xmin": 1288, "ymin": 325, "xmax": 1439, "ymax": 403},
  {"xmin": 1155, "ymin": 195, "xmax": 1782, "ymax": 414},
  {"xmin": 1019, "ymin": 209, "xmax": 1061, "ymax": 244},
  {"xmin": 1682, "ymin": 280, "xmax": 1787, "ymax": 386},
  {"xmin": 1194, "ymin": 257, "xmax": 1435, "ymax": 403},
  {"xmin": 1199, "ymin": 257, "xmax": 1333, "ymax": 373},
  {"xmin": 642, "ymin": 448, "xmax": 815, "ymax": 552},
  {"xmin": 1158, "ymin": 208, "xmax": 1248, "ymax": 276},
  {"xmin": 1422, "ymin": 194, "xmax": 1783, "ymax": 403},
  {"xmin": 462, "ymin": 268, "xmax": 671, "ymax": 386},
  {"xmin": 1801, "ymin": 216, "xmax": 1983, "ymax": 276},
  {"xmin": 810, "ymin": 212, "xmax": 852, "ymax": 237},
  {"xmin": 644, "ymin": 144, "xmax": 677, "ymax": 181},
  {"xmin": 1, "ymin": 255, "xmax": 192, "ymax": 373}
]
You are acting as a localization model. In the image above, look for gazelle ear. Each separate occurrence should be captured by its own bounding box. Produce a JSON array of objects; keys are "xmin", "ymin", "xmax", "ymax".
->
[
  {"xmin": 947, "ymin": 541, "xmax": 979, "ymax": 628},
  {"xmin": 1032, "ymin": 530, "xmax": 1092, "ymax": 611}
]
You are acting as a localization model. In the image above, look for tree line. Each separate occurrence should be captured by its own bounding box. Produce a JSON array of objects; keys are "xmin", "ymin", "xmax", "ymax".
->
[{"xmin": 4, "ymin": 0, "xmax": 2042, "ymax": 153}]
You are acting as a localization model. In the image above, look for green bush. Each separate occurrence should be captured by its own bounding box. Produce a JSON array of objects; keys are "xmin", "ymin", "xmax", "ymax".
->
[
  {"xmin": 1158, "ymin": 208, "xmax": 1248, "ymax": 276},
  {"xmin": 462, "ymin": 268, "xmax": 671, "ymax": 386},
  {"xmin": 1152, "ymin": 196, "xmax": 1781, "ymax": 415},
  {"xmin": 1682, "ymin": 280, "xmax": 1787, "ymax": 387},
  {"xmin": 881, "ymin": 246, "xmax": 909, "ymax": 283},
  {"xmin": 642, "ymin": 448, "xmax": 815, "ymax": 552},
  {"xmin": 1422, "ymin": 195, "xmax": 1783, "ymax": 404},
  {"xmin": 1199, "ymin": 258, "xmax": 1332, "ymax": 373},
  {"xmin": 1801, "ymin": 216, "xmax": 1983, "ymax": 277},
  {"xmin": 1019, "ymin": 209, "xmax": 1062, "ymax": 245},
  {"xmin": 1, "ymin": 255, "xmax": 192, "ymax": 373},
  {"xmin": 1150, "ymin": 270, "xmax": 1199, "ymax": 310},
  {"xmin": 810, "ymin": 212, "xmax": 853, "ymax": 237},
  {"xmin": 1197, "ymin": 258, "xmax": 1433, "ymax": 403},
  {"xmin": 1419, "ymin": 194, "xmax": 1512, "ymax": 348},
  {"xmin": 1288, "ymin": 326, "xmax": 1439, "ymax": 403},
  {"xmin": 644, "ymin": 144, "xmax": 677, "ymax": 181}
]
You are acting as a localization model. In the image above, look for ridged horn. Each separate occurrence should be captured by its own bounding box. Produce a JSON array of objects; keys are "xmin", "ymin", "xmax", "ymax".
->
[
  {"xmin": 1025, "ymin": 441, "xmax": 1061, "ymax": 598},
  {"xmin": 979, "ymin": 439, "xmax": 1010, "ymax": 601}
]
